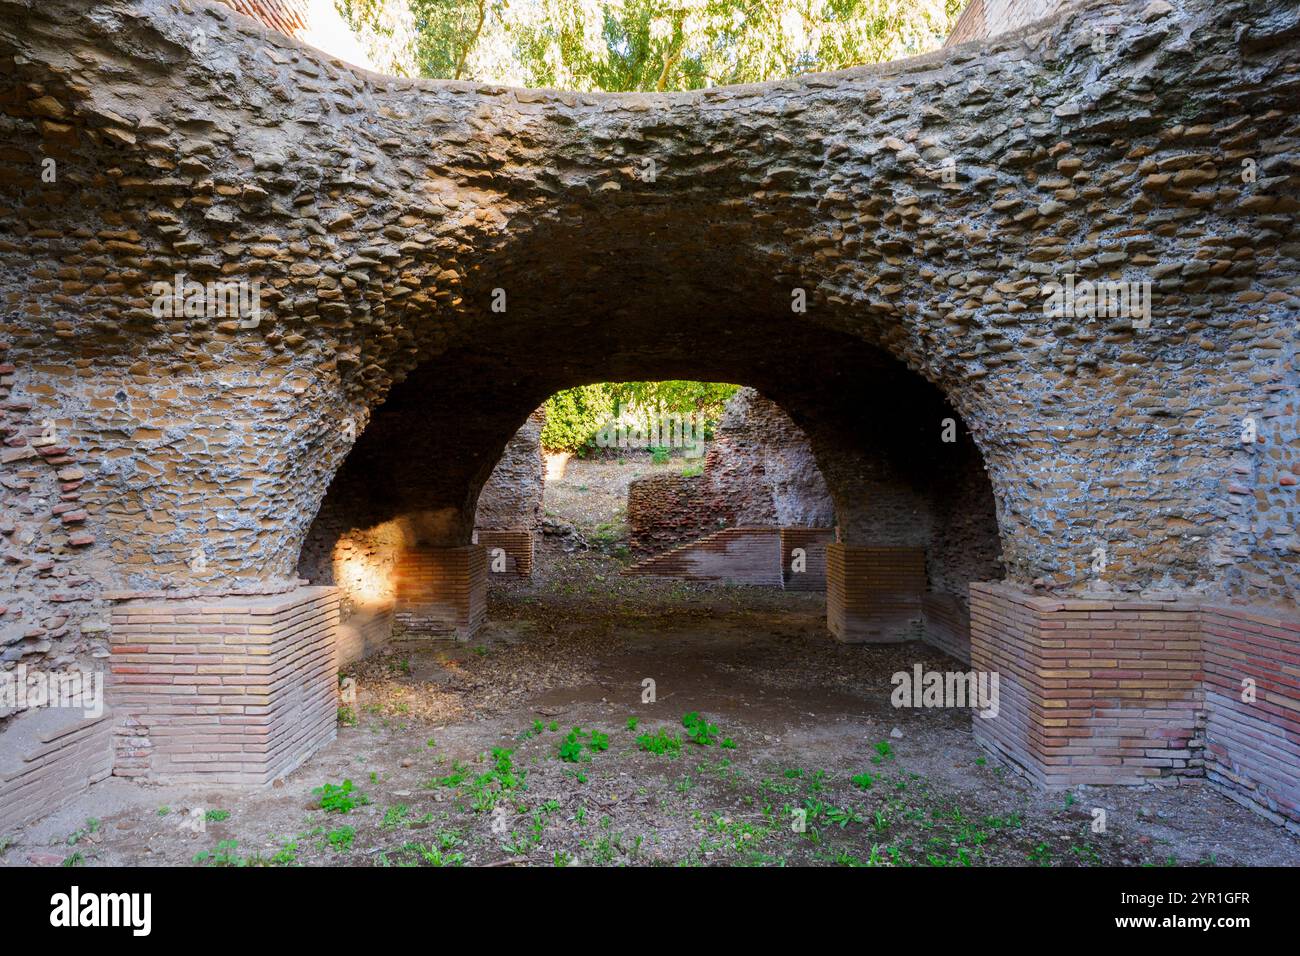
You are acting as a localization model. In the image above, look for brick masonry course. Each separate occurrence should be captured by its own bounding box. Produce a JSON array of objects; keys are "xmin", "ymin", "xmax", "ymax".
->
[{"xmin": 0, "ymin": 0, "xmax": 1296, "ymax": 834}]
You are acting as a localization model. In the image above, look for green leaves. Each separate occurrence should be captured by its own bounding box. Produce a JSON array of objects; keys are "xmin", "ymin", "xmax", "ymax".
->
[
  {"xmin": 314, "ymin": 779, "xmax": 370, "ymax": 813},
  {"xmin": 682, "ymin": 711, "xmax": 719, "ymax": 746},
  {"xmin": 558, "ymin": 727, "xmax": 608, "ymax": 762},
  {"xmin": 338, "ymin": 0, "xmax": 966, "ymax": 92}
]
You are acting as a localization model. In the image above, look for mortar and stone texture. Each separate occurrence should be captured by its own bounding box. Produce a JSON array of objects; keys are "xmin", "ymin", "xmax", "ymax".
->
[{"xmin": 0, "ymin": 0, "xmax": 1297, "ymax": 834}]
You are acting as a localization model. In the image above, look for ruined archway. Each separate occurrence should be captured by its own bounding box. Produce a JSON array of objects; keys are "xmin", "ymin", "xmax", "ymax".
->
[{"xmin": 1, "ymin": 0, "xmax": 1297, "ymax": 829}]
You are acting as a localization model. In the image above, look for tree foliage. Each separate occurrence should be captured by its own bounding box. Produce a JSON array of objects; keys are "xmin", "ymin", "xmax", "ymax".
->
[
  {"xmin": 541, "ymin": 381, "xmax": 739, "ymax": 452},
  {"xmin": 336, "ymin": 0, "xmax": 964, "ymax": 88}
]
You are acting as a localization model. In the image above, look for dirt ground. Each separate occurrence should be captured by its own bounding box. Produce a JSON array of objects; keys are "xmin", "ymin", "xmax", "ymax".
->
[
  {"xmin": 5, "ymin": 538, "xmax": 1299, "ymax": 869},
  {"xmin": 541, "ymin": 452, "xmax": 688, "ymax": 553}
]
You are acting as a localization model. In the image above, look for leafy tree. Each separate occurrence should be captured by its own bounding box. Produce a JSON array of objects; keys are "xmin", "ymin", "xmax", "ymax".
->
[
  {"xmin": 337, "ymin": 0, "xmax": 965, "ymax": 89},
  {"xmin": 540, "ymin": 381, "xmax": 739, "ymax": 452},
  {"xmin": 540, "ymin": 384, "xmax": 615, "ymax": 452}
]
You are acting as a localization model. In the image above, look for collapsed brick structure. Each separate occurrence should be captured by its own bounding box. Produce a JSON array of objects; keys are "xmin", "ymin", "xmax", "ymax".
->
[
  {"xmin": 626, "ymin": 386, "xmax": 1000, "ymax": 610},
  {"xmin": 1, "ymin": 0, "xmax": 1298, "ymax": 830},
  {"xmin": 626, "ymin": 387, "xmax": 836, "ymax": 554}
]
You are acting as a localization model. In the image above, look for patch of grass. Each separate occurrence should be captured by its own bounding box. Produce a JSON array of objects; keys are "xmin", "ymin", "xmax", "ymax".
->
[
  {"xmin": 327, "ymin": 826, "xmax": 356, "ymax": 852},
  {"xmin": 636, "ymin": 728, "xmax": 682, "ymax": 756},
  {"xmin": 194, "ymin": 840, "xmax": 243, "ymax": 867},
  {"xmin": 204, "ymin": 809, "xmax": 231, "ymax": 823},
  {"xmin": 850, "ymin": 772, "xmax": 875, "ymax": 790}
]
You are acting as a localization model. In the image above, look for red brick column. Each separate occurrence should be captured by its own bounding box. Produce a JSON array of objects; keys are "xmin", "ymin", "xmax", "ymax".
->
[
  {"xmin": 108, "ymin": 586, "xmax": 340, "ymax": 786},
  {"xmin": 970, "ymin": 583, "xmax": 1203, "ymax": 787},
  {"xmin": 473, "ymin": 529, "xmax": 534, "ymax": 577},
  {"xmin": 825, "ymin": 544, "xmax": 926, "ymax": 642},
  {"xmin": 1202, "ymin": 605, "xmax": 1300, "ymax": 833},
  {"xmin": 392, "ymin": 545, "xmax": 487, "ymax": 639}
]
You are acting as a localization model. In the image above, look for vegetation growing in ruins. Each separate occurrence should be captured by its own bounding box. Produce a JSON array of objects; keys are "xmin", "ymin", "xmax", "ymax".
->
[
  {"xmin": 336, "ymin": 0, "xmax": 964, "ymax": 89},
  {"xmin": 540, "ymin": 380, "xmax": 740, "ymax": 453}
]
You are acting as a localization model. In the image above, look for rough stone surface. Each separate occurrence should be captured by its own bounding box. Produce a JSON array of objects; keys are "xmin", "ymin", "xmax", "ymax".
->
[
  {"xmin": 0, "ymin": 0, "xmax": 1297, "ymax": 820},
  {"xmin": 0, "ymin": 0, "xmax": 1294, "ymax": 661},
  {"xmin": 472, "ymin": 407, "xmax": 545, "ymax": 533}
]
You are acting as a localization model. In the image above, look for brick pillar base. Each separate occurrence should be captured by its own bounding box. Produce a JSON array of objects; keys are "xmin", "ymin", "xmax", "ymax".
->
[
  {"xmin": 108, "ymin": 586, "xmax": 340, "ymax": 786},
  {"xmin": 780, "ymin": 527, "xmax": 834, "ymax": 592},
  {"xmin": 392, "ymin": 545, "xmax": 487, "ymax": 639},
  {"xmin": 825, "ymin": 544, "xmax": 926, "ymax": 642},
  {"xmin": 970, "ymin": 582, "xmax": 1203, "ymax": 788},
  {"xmin": 1202, "ymin": 605, "xmax": 1300, "ymax": 832},
  {"xmin": 474, "ymin": 529, "xmax": 535, "ymax": 577}
]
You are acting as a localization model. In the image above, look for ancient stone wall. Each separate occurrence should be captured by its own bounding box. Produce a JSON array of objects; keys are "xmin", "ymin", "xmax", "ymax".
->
[
  {"xmin": 947, "ymin": 0, "xmax": 1067, "ymax": 46},
  {"xmin": 626, "ymin": 388, "xmax": 834, "ymax": 553},
  {"xmin": 0, "ymin": 0, "xmax": 1298, "ymax": 826},
  {"xmin": 473, "ymin": 407, "xmax": 545, "ymax": 532},
  {"xmin": 1, "ymin": 0, "xmax": 1292, "ymax": 639}
]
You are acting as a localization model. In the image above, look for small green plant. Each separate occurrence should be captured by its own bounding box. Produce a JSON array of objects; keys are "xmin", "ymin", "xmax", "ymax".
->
[
  {"xmin": 62, "ymin": 852, "xmax": 85, "ymax": 867},
  {"xmin": 871, "ymin": 740, "xmax": 894, "ymax": 764},
  {"xmin": 651, "ymin": 446, "xmax": 671, "ymax": 465},
  {"xmin": 429, "ymin": 761, "xmax": 469, "ymax": 788},
  {"xmin": 626, "ymin": 716, "xmax": 639, "ymax": 731},
  {"xmin": 382, "ymin": 804, "xmax": 410, "ymax": 829},
  {"xmin": 558, "ymin": 728, "xmax": 608, "ymax": 762},
  {"xmin": 271, "ymin": 841, "xmax": 298, "ymax": 865},
  {"xmin": 194, "ymin": 840, "xmax": 243, "ymax": 867},
  {"xmin": 337, "ymin": 705, "xmax": 358, "ymax": 726},
  {"xmin": 636, "ymin": 728, "xmax": 682, "ymax": 756},
  {"xmin": 558, "ymin": 731, "xmax": 585, "ymax": 763},
  {"xmin": 1028, "ymin": 842, "xmax": 1053, "ymax": 866},
  {"xmin": 851, "ymin": 772, "xmax": 875, "ymax": 790},
  {"xmin": 156, "ymin": 806, "xmax": 171, "ymax": 817},
  {"xmin": 327, "ymin": 826, "xmax": 356, "ymax": 851},
  {"xmin": 204, "ymin": 809, "xmax": 230, "ymax": 823},
  {"xmin": 682, "ymin": 711, "xmax": 718, "ymax": 746},
  {"xmin": 313, "ymin": 779, "xmax": 369, "ymax": 814}
]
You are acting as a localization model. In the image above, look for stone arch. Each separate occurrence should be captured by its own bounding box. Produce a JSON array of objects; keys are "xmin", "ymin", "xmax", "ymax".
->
[
  {"xmin": 2, "ymin": 0, "xmax": 1297, "ymax": 821},
  {"xmin": 292, "ymin": 318, "xmax": 1003, "ymax": 648}
]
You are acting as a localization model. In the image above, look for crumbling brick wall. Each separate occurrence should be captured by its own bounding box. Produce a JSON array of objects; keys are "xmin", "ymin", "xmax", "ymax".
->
[
  {"xmin": 947, "ymin": 0, "xmax": 1066, "ymax": 45},
  {"xmin": 627, "ymin": 388, "xmax": 833, "ymax": 553},
  {"xmin": 473, "ymin": 407, "xmax": 544, "ymax": 532}
]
